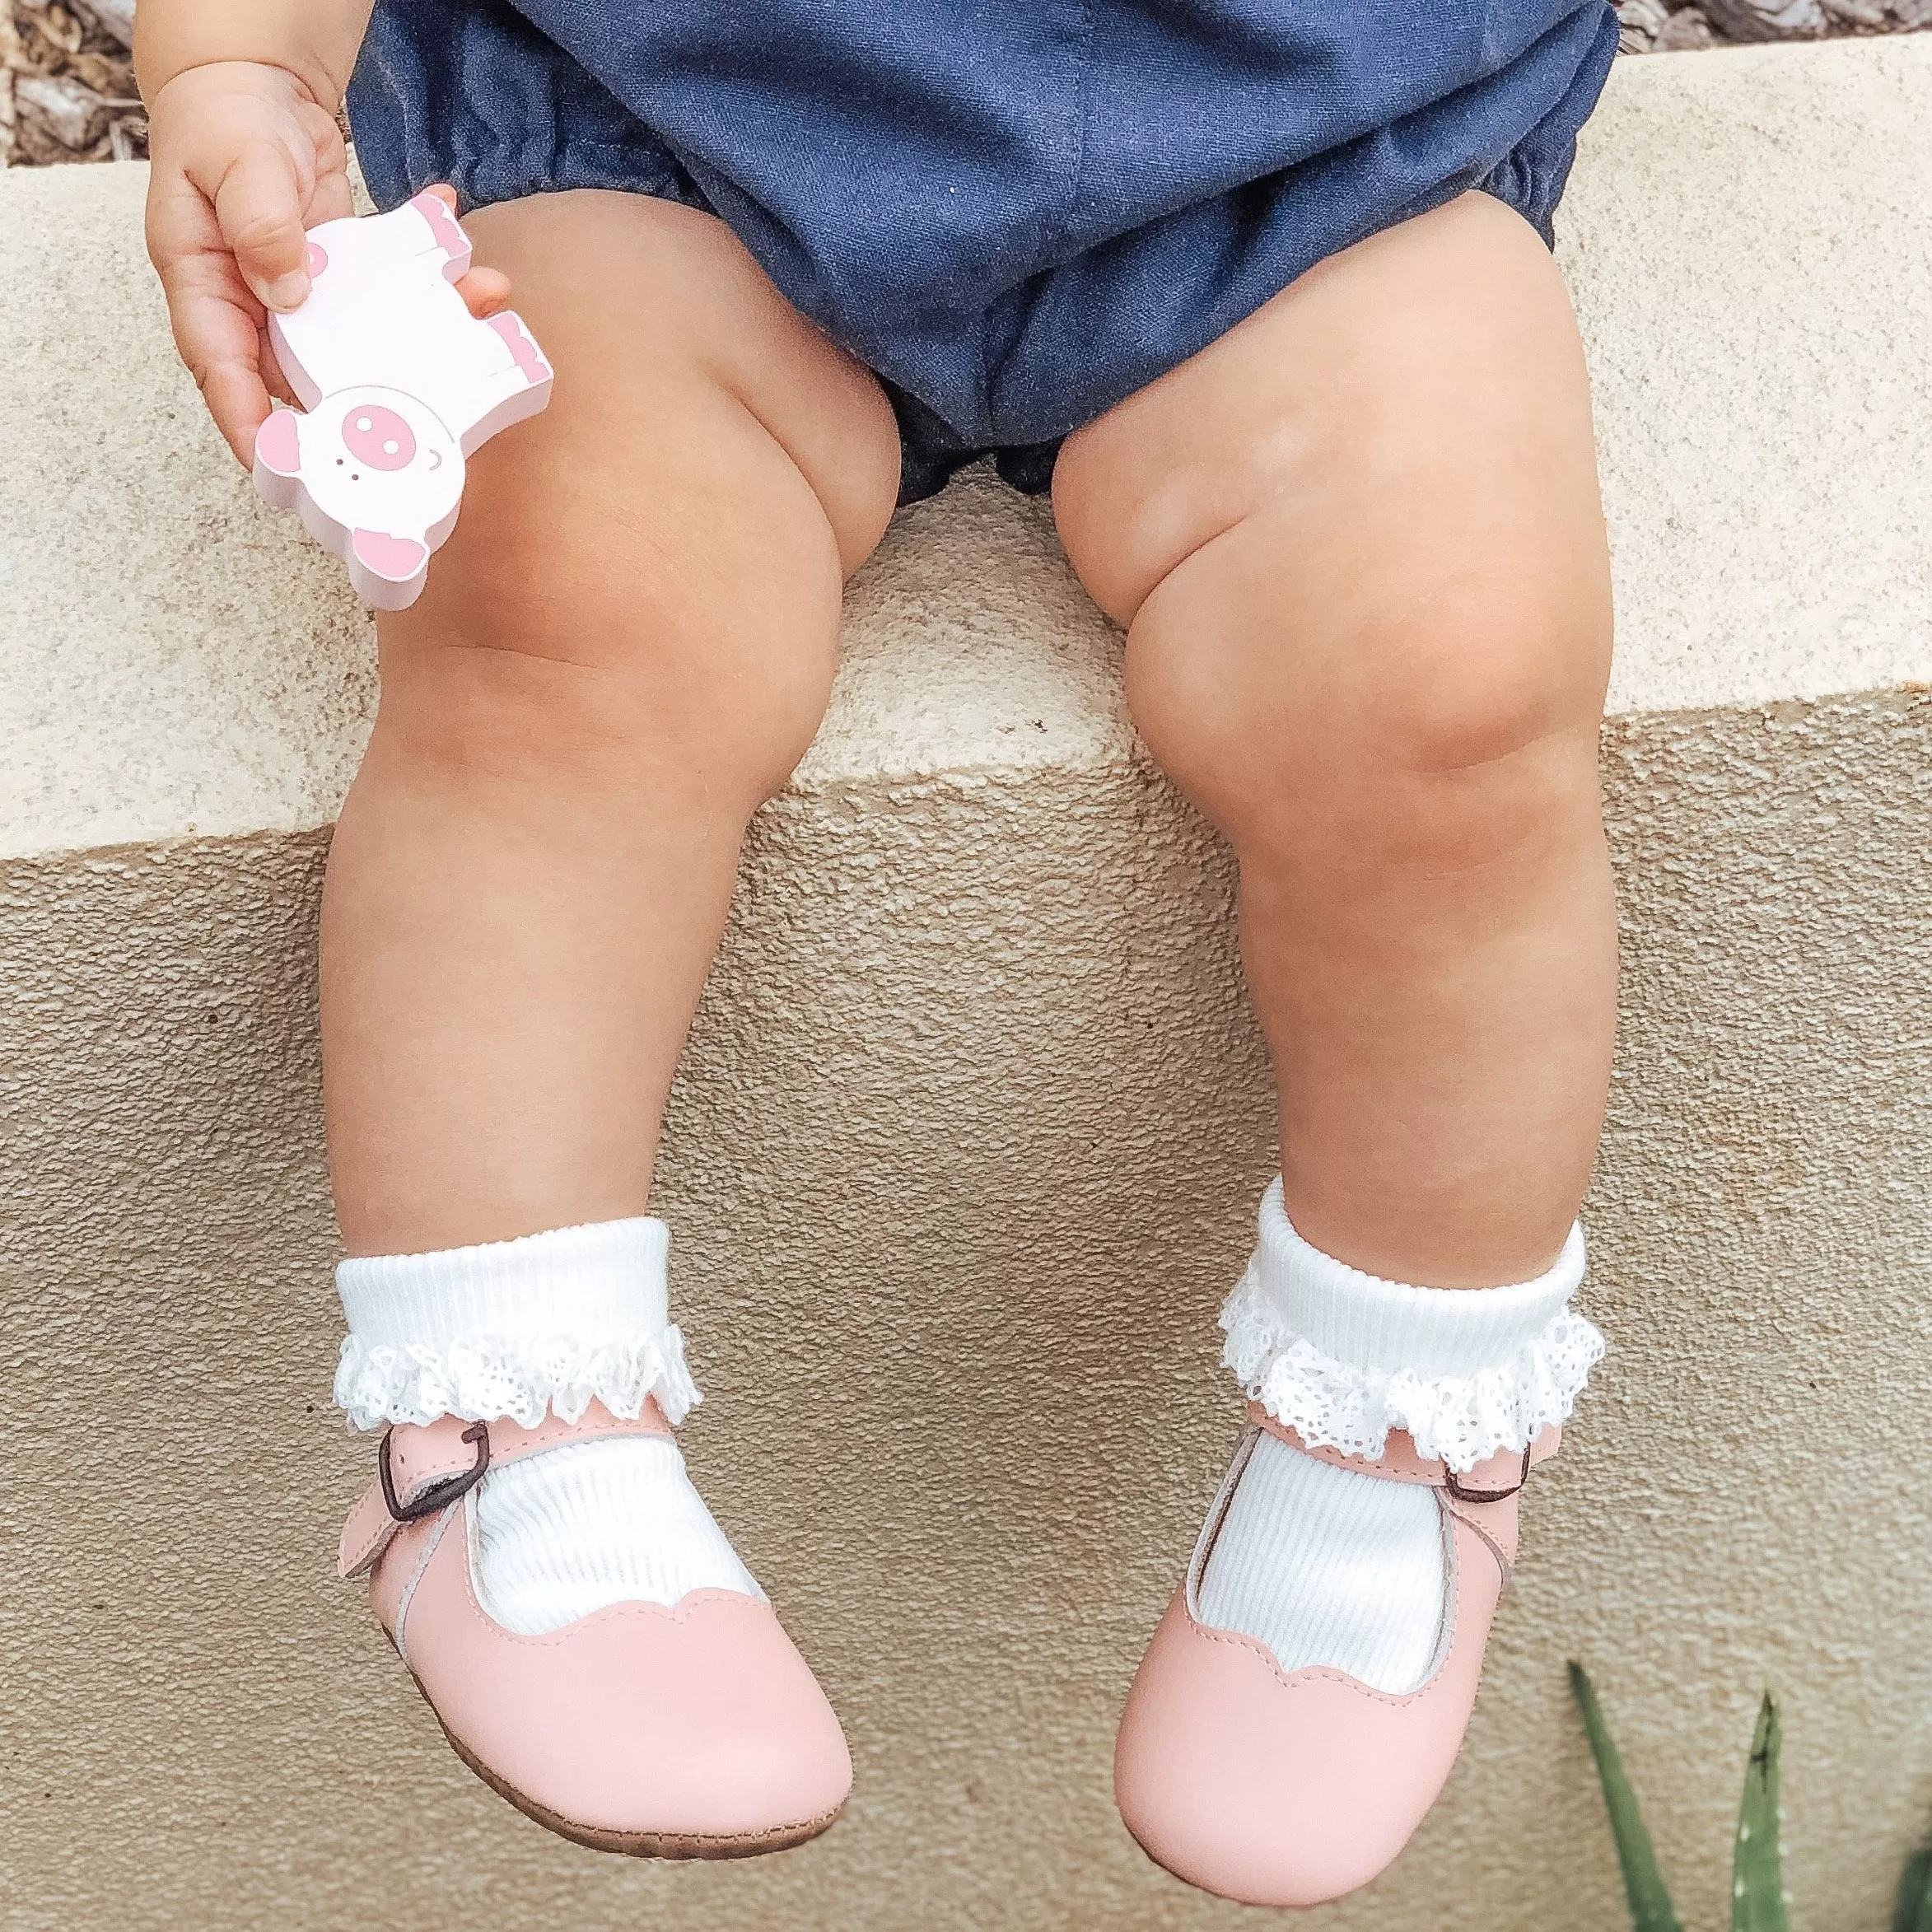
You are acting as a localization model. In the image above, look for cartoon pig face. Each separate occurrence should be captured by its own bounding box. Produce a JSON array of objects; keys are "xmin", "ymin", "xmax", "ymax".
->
[{"xmin": 254, "ymin": 385, "xmax": 466, "ymax": 609}]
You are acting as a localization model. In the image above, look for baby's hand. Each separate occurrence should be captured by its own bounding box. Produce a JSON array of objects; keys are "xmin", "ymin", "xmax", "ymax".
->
[{"xmin": 144, "ymin": 63, "xmax": 512, "ymax": 465}]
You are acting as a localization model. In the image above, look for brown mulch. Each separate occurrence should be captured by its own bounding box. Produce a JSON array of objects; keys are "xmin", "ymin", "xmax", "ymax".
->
[
  {"xmin": 3, "ymin": 1, "xmax": 143, "ymax": 166},
  {"xmin": 1617, "ymin": 0, "xmax": 1932, "ymax": 47},
  {"xmin": 3, "ymin": 0, "xmax": 1930, "ymax": 169}
]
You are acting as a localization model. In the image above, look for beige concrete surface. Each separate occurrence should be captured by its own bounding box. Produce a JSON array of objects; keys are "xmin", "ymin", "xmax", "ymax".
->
[
  {"xmin": 2, "ymin": 35, "xmax": 1930, "ymax": 1932},
  {"xmin": 6, "ymin": 38, "xmax": 1932, "ymax": 860}
]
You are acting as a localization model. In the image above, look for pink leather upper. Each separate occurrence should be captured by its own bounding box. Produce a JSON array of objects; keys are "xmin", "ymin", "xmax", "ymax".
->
[
  {"xmin": 399, "ymin": 1548, "xmax": 852, "ymax": 1838},
  {"xmin": 345, "ymin": 1398, "xmax": 851, "ymax": 1840},
  {"xmin": 1113, "ymin": 1421, "xmax": 1557, "ymax": 1907}
]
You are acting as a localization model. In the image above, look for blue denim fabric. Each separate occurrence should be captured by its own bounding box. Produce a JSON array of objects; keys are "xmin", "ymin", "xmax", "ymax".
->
[{"xmin": 348, "ymin": 1, "xmax": 1618, "ymax": 503}]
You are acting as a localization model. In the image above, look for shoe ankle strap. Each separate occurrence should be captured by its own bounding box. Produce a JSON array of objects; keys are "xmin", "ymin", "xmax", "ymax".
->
[
  {"xmin": 1249, "ymin": 1403, "xmax": 1561, "ymax": 1500},
  {"xmin": 338, "ymin": 1399, "xmax": 674, "ymax": 1580}
]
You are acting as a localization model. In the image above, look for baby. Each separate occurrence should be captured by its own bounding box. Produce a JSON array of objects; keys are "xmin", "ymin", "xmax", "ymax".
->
[{"xmin": 139, "ymin": 0, "xmax": 1621, "ymax": 1905}]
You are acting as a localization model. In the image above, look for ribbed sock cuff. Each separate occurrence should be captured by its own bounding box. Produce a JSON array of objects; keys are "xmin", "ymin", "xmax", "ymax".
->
[
  {"xmin": 333, "ymin": 1218, "xmax": 699, "ymax": 1431},
  {"xmin": 1220, "ymin": 1178, "xmax": 1603, "ymax": 1471}
]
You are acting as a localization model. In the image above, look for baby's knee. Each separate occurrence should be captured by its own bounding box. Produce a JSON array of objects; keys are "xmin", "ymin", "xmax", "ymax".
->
[
  {"xmin": 375, "ymin": 563, "xmax": 840, "ymax": 812},
  {"xmin": 1348, "ymin": 575, "xmax": 1610, "ymax": 783},
  {"xmin": 1129, "ymin": 540, "xmax": 1609, "ymax": 856}
]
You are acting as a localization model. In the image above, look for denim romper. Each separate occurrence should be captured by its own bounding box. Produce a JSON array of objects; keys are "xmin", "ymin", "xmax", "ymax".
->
[{"xmin": 348, "ymin": 1, "xmax": 1619, "ymax": 504}]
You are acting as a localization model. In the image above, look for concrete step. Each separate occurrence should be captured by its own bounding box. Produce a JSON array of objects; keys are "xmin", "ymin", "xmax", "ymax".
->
[{"xmin": 2, "ymin": 35, "xmax": 1929, "ymax": 1932}]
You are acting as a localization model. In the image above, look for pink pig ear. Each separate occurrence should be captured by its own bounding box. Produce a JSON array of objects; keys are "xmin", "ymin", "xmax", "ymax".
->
[
  {"xmin": 352, "ymin": 529, "xmax": 431, "ymax": 582},
  {"xmin": 254, "ymin": 408, "xmax": 302, "ymax": 476}
]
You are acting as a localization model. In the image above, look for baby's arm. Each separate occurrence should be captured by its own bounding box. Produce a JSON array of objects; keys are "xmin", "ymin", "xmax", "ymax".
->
[
  {"xmin": 135, "ymin": 2, "xmax": 509, "ymax": 464},
  {"xmin": 136, "ymin": 0, "xmax": 375, "ymax": 138}
]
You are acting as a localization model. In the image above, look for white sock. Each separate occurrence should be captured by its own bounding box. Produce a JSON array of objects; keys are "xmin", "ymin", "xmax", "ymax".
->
[
  {"xmin": 470, "ymin": 1435, "xmax": 760, "ymax": 1636},
  {"xmin": 334, "ymin": 1216, "xmax": 698, "ymax": 1431},
  {"xmin": 1219, "ymin": 1178, "xmax": 1600, "ymax": 1470},
  {"xmin": 1196, "ymin": 1433, "xmax": 1446, "ymax": 1694},
  {"xmin": 334, "ymin": 1218, "xmax": 756, "ymax": 1636},
  {"xmin": 1193, "ymin": 1180, "xmax": 1603, "ymax": 1692}
]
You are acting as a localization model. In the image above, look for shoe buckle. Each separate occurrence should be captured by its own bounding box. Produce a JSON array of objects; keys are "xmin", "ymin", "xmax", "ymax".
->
[
  {"xmin": 1443, "ymin": 1444, "xmax": 1533, "ymax": 1505},
  {"xmin": 379, "ymin": 1421, "xmax": 490, "ymax": 1523}
]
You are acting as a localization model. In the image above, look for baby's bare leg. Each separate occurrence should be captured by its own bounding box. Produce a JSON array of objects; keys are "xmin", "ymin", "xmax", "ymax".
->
[
  {"xmin": 1056, "ymin": 192, "xmax": 1615, "ymax": 1286},
  {"xmin": 322, "ymin": 192, "xmax": 900, "ymax": 1256}
]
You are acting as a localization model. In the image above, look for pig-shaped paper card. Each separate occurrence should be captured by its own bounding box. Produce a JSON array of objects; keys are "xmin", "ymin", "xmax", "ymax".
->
[{"xmin": 252, "ymin": 191, "xmax": 553, "ymax": 611}]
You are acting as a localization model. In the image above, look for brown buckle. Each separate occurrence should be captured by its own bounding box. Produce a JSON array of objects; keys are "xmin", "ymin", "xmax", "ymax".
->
[
  {"xmin": 379, "ymin": 1421, "xmax": 490, "ymax": 1523},
  {"xmin": 1443, "ymin": 1444, "xmax": 1533, "ymax": 1505}
]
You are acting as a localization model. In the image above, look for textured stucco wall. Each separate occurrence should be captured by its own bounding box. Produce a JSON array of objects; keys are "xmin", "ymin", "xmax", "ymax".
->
[{"xmin": 2, "ymin": 36, "xmax": 1931, "ymax": 1932}]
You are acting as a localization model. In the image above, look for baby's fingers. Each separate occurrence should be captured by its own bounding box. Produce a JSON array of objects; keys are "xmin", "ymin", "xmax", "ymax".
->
[
  {"xmin": 416, "ymin": 184, "xmax": 513, "ymax": 316},
  {"xmin": 209, "ymin": 143, "xmax": 313, "ymax": 313},
  {"xmin": 457, "ymin": 267, "xmax": 514, "ymax": 320},
  {"xmin": 149, "ymin": 238, "xmax": 278, "ymax": 462},
  {"xmin": 199, "ymin": 357, "xmax": 278, "ymax": 468}
]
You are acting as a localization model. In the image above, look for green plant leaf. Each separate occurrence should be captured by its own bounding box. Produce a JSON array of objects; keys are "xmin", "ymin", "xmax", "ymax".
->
[
  {"xmin": 1732, "ymin": 1692, "xmax": 1787, "ymax": 1932},
  {"xmin": 1569, "ymin": 1661, "xmax": 1686, "ymax": 1932},
  {"xmin": 1893, "ymin": 1831, "xmax": 1932, "ymax": 1932}
]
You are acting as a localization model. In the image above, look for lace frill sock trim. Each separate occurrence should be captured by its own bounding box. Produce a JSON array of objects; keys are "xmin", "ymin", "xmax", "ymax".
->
[
  {"xmin": 333, "ymin": 1327, "xmax": 701, "ymax": 1433},
  {"xmin": 1220, "ymin": 1179, "xmax": 1606, "ymax": 1473},
  {"xmin": 333, "ymin": 1216, "xmax": 699, "ymax": 1431},
  {"xmin": 1221, "ymin": 1291, "xmax": 1604, "ymax": 1472}
]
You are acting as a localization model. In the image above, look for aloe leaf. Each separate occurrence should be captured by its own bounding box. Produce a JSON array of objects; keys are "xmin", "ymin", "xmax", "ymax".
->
[
  {"xmin": 1894, "ymin": 1831, "xmax": 1932, "ymax": 1932},
  {"xmin": 1569, "ymin": 1661, "xmax": 1686, "ymax": 1932},
  {"xmin": 1731, "ymin": 1692, "xmax": 1787, "ymax": 1932}
]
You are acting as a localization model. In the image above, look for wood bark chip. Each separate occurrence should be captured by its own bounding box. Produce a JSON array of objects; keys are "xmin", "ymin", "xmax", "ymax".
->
[
  {"xmin": 5, "ymin": 0, "xmax": 143, "ymax": 161},
  {"xmin": 67, "ymin": 0, "xmax": 131, "ymax": 49},
  {"xmin": 1617, "ymin": 0, "xmax": 1674, "ymax": 51},
  {"xmin": 1701, "ymin": 0, "xmax": 1829, "ymax": 36},
  {"xmin": 0, "ymin": 5, "xmax": 18, "ymax": 169},
  {"xmin": 1659, "ymin": 6, "xmax": 1724, "ymax": 45},
  {"xmin": 17, "ymin": 70, "xmax": 110, "ymax": 149}
]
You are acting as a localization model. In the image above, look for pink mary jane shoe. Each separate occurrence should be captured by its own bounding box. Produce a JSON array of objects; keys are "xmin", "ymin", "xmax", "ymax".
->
[
  {"xmin": 338, "ymin": 1401, "xmax": 851, "ymax": 1856},
  {"xmin": 1114, "ymin": 1406, "xmax": 1560, "ymax": 1907}
]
